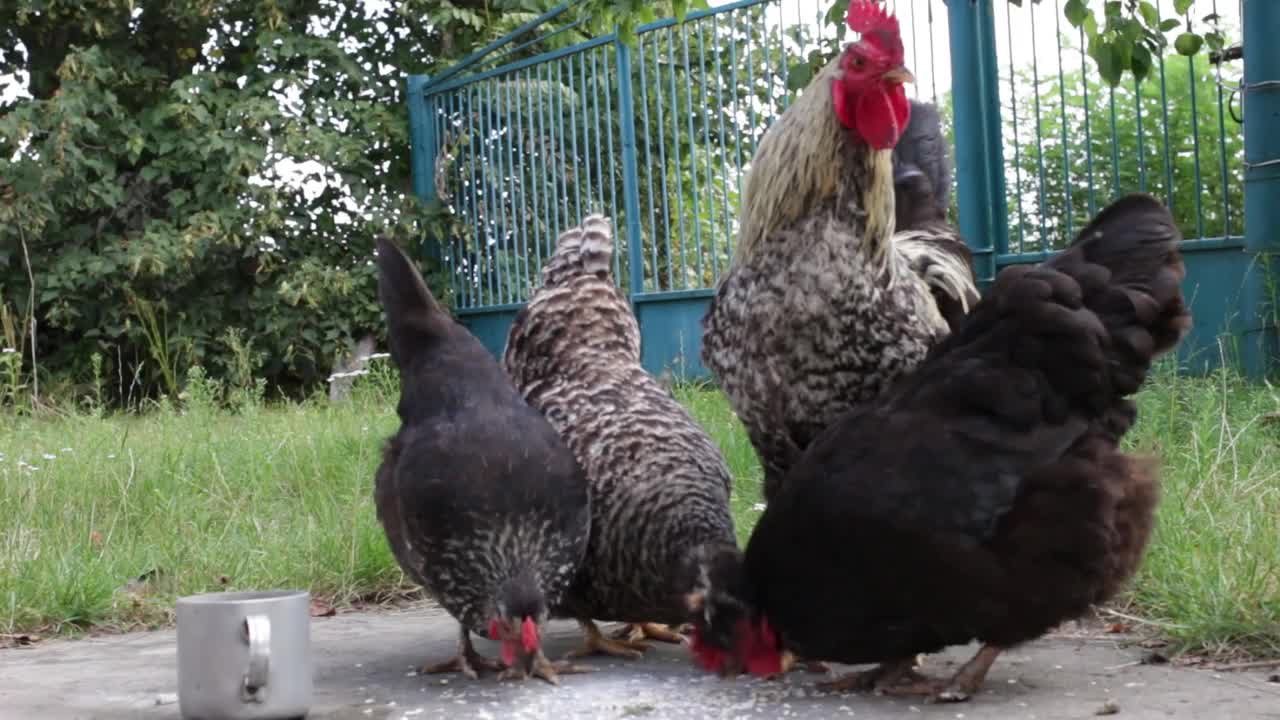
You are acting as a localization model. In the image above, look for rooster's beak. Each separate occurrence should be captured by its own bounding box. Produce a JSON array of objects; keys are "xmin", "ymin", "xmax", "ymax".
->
[{"xmin": 882, "ymin": 65, "xmax": 914, "ymax": 85}]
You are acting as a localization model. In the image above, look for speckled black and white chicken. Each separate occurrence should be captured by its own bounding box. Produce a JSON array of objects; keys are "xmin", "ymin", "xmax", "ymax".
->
[
  {"xmin": 700, "ymin": 1, "xmax": 979, "ymax": 505},
  {"xmin": 373, "ymin": 238, "xmax": 592, "ymax": 685},
  {"xmin": 503, "ymin": 214, "xmax": 738, "ymax": 660}
]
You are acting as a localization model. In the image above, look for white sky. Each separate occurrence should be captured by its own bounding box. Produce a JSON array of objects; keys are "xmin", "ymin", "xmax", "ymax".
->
[{"xmin": 737, "ymin": 0, "xmax": 1243, "ymax": 105}]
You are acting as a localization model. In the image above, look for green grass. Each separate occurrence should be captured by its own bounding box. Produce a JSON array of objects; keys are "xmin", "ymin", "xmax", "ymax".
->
[{"xmin": 1, "ymin": 366, "xmax": 1277, "ymax": 658}]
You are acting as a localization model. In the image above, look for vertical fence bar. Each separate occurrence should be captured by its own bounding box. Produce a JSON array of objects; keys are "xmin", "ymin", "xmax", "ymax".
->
[
  {"xmin": 1239, "ymin": 0, "xmax": 1280, "ymax": 378},
  {"xmin": 1005, "ymin": 4, "xmax": 1026, "ymax": 253},
  {"xmin": 639, "ymin": 37, "xmax": 662, "ymax": 288},
  {"xmin": 405, "ymin": 75, "xmax": 448, "ymax": 288},
  {"xmin": 1028, "ymin": 4, "xmax": 1049, "ymax": 250},
  {"xmin": 947, "ymin": 0, "xmax": 1007, "ymax": 284},
  {"xmin": 1078, "ymin": 25, "xmax": 1097, "ymax": 218},
  {"xmin": 601, "ymin": 47, "xmax": 622, "ymax": 284},
  {"xmin": 615, "ymin": 36, "xmax": 647, "ymax": 299}
]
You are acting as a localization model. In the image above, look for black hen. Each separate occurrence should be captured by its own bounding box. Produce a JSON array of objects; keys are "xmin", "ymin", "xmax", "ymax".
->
[
  {"xmin": 687, "ymin": 193, "xmax": 1190, "ymax": 702},
  {"xmin": 893, "ymin": 99, "xmax": 978, "ymax": 332},
  {"xmin": 373, "ymin": 238, "xmax": 592, "ymax": 685}
]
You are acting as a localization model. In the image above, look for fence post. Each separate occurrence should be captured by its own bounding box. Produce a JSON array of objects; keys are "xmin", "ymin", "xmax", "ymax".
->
[
  {"xmin": 406, "ymin": 74, "xmax": 441, "ymax": 262},
  {"xmin": 945, "ymin": 0, "xmax": 1008, "ymax": 286},
  {"xmin": 1239, "ymin": 0, "xmax": 1280, "ymax": 379},
  {"xmin": 614, "ymin": 37, "xmax": 647, "ymax": 301}
]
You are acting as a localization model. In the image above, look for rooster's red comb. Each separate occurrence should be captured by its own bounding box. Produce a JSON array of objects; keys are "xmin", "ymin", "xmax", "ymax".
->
[{"xmin": 847, "ymin": 0, "xmax": 904, "ymax": 60}]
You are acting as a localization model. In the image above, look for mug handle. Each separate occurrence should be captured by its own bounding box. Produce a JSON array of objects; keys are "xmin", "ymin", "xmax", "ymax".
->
[{"xmin": 240, "ymin": 614, "xmax": 271, "ymax": 703}]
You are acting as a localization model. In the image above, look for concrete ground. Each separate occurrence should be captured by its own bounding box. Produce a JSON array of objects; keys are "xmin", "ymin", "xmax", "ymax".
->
[{"xmin": 2, "ymin": 603, "xmax": 1277, "ymax": 720}]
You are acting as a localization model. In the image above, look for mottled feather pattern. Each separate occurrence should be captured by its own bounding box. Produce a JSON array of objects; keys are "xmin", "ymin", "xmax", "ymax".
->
[
  {"xmin": 505, "ymin": 215, "xmax": 737, "ymax": 625},
  {"xmin": 703, "ymin": 142, "xmax": 946, "ymax": 501},
  {"xmin": 895, "ymin": 226, "xmax": 981, "ymax": 324},
  {"xmin": 372, "ymin": 238, "xmax": 591, "ymax": 643}
]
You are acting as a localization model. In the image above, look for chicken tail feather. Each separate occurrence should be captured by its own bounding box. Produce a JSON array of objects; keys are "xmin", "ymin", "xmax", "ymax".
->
[{"xmin": 541, "ymin": 214, "xmax": 616, "ymax": 285}]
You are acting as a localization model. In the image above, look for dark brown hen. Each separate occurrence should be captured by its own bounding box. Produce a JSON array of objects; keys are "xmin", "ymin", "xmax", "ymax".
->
[
  {"xmin": 373, "ymin": 238, "xmax": 592, "ymax": 685},
  {"xmin": 503, "ymin": 215, "xmax": 738, "ymax": 661},
  {"xmin": 687, "ymin": 193, "xmax": 1190, "ymax": 703}
]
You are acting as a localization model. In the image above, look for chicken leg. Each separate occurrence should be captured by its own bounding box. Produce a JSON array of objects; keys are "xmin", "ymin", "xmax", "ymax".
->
[
  {"xmin": 420, "ymin": 626, "xmax": 505, "ymax": 679},
  {"xmin": 875, "ymin": 644, "xmax": 1003, "ymax": 703},
  {"xmin": 499, "ymin": 649, "xmax": 595, "ymax": 686},
  {"xmin": 816, "ymin": 656, "xmax": 923, "ymax": 693},
  {"xmin": 563, "ymin": 618, "xmax": 651, "ymax": 660},
  {"xmin": 609, "ymin": 622, "xmax": 691, "ymax": 645}
]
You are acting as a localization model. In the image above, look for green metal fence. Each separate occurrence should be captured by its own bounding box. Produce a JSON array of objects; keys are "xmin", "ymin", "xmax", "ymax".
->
[{"xmin": 408, "ymin": 0, "xmax": 1277, "ymax": 377}]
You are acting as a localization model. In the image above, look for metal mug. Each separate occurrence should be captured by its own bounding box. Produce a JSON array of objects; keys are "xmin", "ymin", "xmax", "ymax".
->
[{"xmin": 176, "ymin": 590, "xmax": 313, "ymax": 720}]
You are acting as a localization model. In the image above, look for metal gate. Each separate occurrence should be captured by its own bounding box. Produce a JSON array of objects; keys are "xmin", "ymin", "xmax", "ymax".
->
[{"xmin": 406, "ymin": 0, "xmax": 1278, "ymax": 379}]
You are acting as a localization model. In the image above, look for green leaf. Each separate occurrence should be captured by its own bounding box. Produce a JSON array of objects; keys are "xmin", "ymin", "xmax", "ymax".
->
[
  {"xmin": 1092, "ymin": 38, "xmax": 1124, "ymax": 87},
  {"xmin": 1173, "ymin": 0, "xmax": 1194, "ymax": 14},
  {"xmin": 1064, "ymin": 0, "xmax": 1089, "ymax": 27},
  {"xmin": 1174, "ymin": 31, "xmax": 1203, "ymax": 56},
  {"xmin": 1160, "ymin": 18, "xmax": 1183, "ymax": 32},
  {"xmin": 1131, "ymin": 44, "xmax": 1152, "ymax": 83},
  {"xmin": 825, "ymin": 0, "xmax": 851, "ymax": 26},
  {"xmin": 1139, "ymin": 2, "xmax": 1160, "ymax": 28},
  {"xmin": 786, "ymin": 61, "xmax": 814, "ymax": 91},
  {"xmin": 1118, "ymin": 17, "xmax": 1144, "ymax": 43}
]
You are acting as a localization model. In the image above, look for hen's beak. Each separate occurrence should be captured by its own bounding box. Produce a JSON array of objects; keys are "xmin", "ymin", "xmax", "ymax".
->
[{"xmin": 882, "ymin": 65, "xmax": 914, "ymax": 85}]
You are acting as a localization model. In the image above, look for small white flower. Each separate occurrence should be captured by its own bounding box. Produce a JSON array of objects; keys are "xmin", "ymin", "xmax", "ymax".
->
[
  {"xmin": 1, "ymin": 347, "xmax": 15, "ymax": 354},
  {"xmin": 42, "ymin": 453, "xmax": 56, "ymax": 461},
  {"xmin": 751, "ymin": 502, "xmax": 767, "ymax": 512}
]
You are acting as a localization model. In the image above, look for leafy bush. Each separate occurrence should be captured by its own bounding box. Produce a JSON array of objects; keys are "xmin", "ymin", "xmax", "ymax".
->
[{"xmin": 0, "ymin": 1, "xmax": 448, "ymax": 407}]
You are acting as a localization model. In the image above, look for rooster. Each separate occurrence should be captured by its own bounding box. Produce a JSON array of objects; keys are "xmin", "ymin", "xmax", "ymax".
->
[
  {"xmin": 373, "ymin": 238, "xmax": 593, "ymax": 684},
  {"xmin": 700, "ymin": 0, "xmax": 978, "ymax": 506},
  {"xmin": 686, "ymin": 193, "xmax": 1190, "ymax": 703},
  {"xmin": 503, "ymin": 215, "xmax": 738, "ymax": 660},
  {"xmin": 893, "ymin": 99, "xmax": 979, "ymax": 332}
]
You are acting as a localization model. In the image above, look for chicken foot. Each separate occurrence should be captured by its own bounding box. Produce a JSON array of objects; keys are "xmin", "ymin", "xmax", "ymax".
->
[
  {"xmin": 499, "ymin": 649, "xmax": 595, "ymax": 686},
  {"xmin": 420, "ymin": 626, "xmax": 505, "ymax": 680},
  {"xmin": 876, "ymin": 644, "xmax": 1003, "ymax": 703},
  {"xmin": 760, "ymin": 652, "xmax": 830, "ymax": 681},
  {"xmin": 609, "ymin": 622, "xmax": 691, "ymax": 645},
  {"xmin": 563, "ymin": 618, "xmax": 651, "ymax": 660},
  {"xmin": 816, "ymin": 656, "xmax": 923, "ymax": 693}
]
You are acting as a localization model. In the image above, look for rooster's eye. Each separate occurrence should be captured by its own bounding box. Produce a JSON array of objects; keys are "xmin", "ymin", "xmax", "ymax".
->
[{"xmin": 852, "ymin": 56, "xmax": 865, "ymax": 68}]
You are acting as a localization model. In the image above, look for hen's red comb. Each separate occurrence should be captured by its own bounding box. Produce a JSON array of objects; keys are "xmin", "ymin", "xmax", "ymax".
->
[
  {"xmin": 689, "ymin": 625, "xmax": 730, "ymax": 673},
  {"xmin": 520, "ymin": 616, "xmax": 539, "ymax": 653},
  {"xmin": 741, "ymin": 617, "xmax": 783, "ymax": 677},
  {"xmin": 847, "ymin": 1, "xmax": 904, "ymax": 59}
]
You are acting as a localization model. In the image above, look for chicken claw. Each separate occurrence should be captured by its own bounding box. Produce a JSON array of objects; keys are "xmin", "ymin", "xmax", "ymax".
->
[
  {"xmin": 421, "ymin": 628, "xmax": 504, "ymax": 679},
  {"xmin": 816, "ymin": 657, "xmax": 923, "ymax": 693},
  {"xmin": 875, "ymin": 645, "xmax": 1003, "ymax": 703},
  {"xmin": 564, "ymin": 619, "xmax": 650, "ymax": 660},
  {"xmin": 500, "ymin": 650, "xmax": 595, "ymax": 686},
  {"xmin": 609, "ymin": 622, "xmax": 690, "ymax": 645}
]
